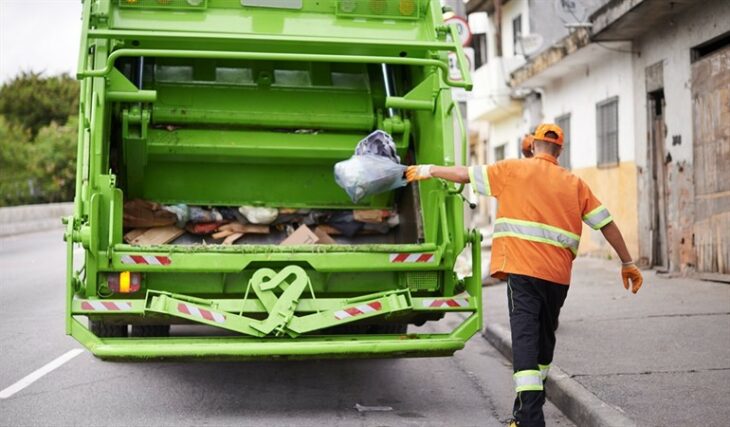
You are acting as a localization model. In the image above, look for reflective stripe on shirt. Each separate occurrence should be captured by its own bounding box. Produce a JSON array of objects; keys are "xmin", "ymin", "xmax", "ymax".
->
[
  {"xmin": 583, "ymin": 205, "xmax": 613, "ymax": 230},
  {"xmin": 468, "ymin": 165, "xmax": 491, "ymax": 196},
  {"xmin": 493, "ymin": 218, "xmax": 580, "ymax": 255}
]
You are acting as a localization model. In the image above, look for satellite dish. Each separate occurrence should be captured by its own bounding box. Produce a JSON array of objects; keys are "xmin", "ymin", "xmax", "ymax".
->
[
  {"xmin": 518, "ymin": 33, "xmax": 544, "ymax": 56},
  {"xmin": 554, "ymin": 0, "xmax": 589, "ymax": 25}
]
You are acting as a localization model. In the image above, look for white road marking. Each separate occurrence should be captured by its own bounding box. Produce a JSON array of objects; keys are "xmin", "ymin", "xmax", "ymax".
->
[{"xmin": 0, "ymin": 349, "xmax": 84, "ymax": 399}]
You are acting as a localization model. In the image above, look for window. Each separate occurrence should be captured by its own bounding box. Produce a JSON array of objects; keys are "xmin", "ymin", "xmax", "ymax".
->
[
  {"xmin": 555, "ymin": 114, "xmax": 571, "ymax": 169},
  {"xmin": 494, "ymin": 144, "xmax": 506, "ymax": 161},
  {"xmin": 472, "ymin": 33, "xmax": 488, "ymax": 69},
  {"xmin": 596, "ymin": 97, "xmax": 619, "ymax": 167},
  {"xmin": 512, "ymin": 15, "xmax": 522, "ymax": 55}
]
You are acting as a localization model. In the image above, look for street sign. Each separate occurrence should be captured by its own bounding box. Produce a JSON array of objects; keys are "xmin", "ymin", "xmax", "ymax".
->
[
  {"xmin": 449, "ymin": 47, "xmax": 474, "ymax": 101},
  {"xmin": 445, "ymin": 15, "xmax": 472, "ymax": 47},
  {"xmin": 448, "ymin": 47, "xmax": 474, "ymax": 81}
]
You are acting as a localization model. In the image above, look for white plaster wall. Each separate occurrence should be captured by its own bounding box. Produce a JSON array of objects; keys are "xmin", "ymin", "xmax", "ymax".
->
[
  {"xmin": 632, "ymin": 0, "xmax": 730, "ymax": 167},
  {"xmin": 489, "ymin": 114, "xmax": 524, "ymax": 161},
  {"xmin": 541, "ymin": 49, "xmax": 636, "ymax": 169}
]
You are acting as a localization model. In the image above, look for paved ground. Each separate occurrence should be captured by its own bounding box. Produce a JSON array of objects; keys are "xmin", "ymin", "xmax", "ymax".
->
[
  {"xmin": 484, "ymin": 256, "xmax": 730, "ymax": 427},
  {"xmin": 0, "ymin": 229, "xmax": 574, "ymax": 427}
]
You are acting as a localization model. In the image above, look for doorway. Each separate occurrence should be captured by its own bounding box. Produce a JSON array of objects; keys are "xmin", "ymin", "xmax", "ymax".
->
[{"xmin": 648, "ymin": 90, "xmax": 669, "ymax": 270}]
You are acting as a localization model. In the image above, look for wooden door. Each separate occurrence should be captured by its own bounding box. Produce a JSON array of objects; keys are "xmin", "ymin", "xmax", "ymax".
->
[{"xmin": 691, "ymin": 44, "xmax": 730, "ymax": 274}]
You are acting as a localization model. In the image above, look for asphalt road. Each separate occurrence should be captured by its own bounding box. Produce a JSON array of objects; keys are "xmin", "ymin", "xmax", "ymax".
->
[{"xmin": 0, "ymin": 229, "xmax": 573, "ymax": 427}]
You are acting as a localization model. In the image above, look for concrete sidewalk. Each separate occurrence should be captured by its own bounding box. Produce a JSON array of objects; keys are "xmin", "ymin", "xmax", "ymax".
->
[{"xmin": 482, "ymin": 257, "xmax": 730, "ymax": 427}]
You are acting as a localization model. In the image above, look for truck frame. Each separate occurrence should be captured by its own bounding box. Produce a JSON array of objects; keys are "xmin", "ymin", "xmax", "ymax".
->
[{"xmin": 65, "ymin": 0, "xmax": 480, "ymax": 360}]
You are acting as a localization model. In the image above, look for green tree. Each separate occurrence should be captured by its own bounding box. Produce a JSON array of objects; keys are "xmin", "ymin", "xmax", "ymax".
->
[
  {"xmin": 28, "ymin": 116, "xmax": 78, "ymax": 203},
  {"xmin": 0, "ymin": 72, "xmax": 79, "ymax": 138},
  {"xmin": 0, "ymin": 116, "xmax": 35, "ymax": 206}
]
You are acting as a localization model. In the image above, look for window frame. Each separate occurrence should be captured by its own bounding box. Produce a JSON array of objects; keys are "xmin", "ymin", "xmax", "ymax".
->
[
  {"xmin": 472, "ymin": 32, "xmax": 488, "ymax": 69},
  {"xmin": 555, "ymin": 113, "xmax": 571, "ymax": 170},
  {"xmin": 596, "ymin": 96, "xmax": 620, "ymax": 168},
  {"xmin": 512, "ymin": 14, "xmax": 522, "ymax": 55}
]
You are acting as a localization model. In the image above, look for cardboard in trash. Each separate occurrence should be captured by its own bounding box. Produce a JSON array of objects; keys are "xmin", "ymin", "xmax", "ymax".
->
[
  {"xmin": 281, "ymin": 225, "xmax": 335, "ymax": 245},
  {"xmin": 313, "ymin": 226, "xmax": 336, "ymax": 244},
  {"xmin": 353, "ymin": 209, "xmax": 389, "ymax": 223},
  {"xmin": 128, "ymin": 226, "xmax": 184, "ymax": 245}
]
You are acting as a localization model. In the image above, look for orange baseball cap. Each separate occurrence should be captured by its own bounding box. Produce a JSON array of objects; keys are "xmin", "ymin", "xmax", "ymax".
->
[{"xmin": 532, "ymin": 123, "xmax": 564, "ymax": 146}]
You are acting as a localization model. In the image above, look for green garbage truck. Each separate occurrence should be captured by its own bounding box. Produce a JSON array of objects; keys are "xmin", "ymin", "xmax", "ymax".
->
[{"xmin": 64, "ymin": 0, "xmax": 481, "ymax": 359}]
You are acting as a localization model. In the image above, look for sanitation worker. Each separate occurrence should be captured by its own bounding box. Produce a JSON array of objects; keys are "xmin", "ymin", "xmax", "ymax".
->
[{"xmin": 406, "ymin": 123, "xmax": 643, "ymax": 427}]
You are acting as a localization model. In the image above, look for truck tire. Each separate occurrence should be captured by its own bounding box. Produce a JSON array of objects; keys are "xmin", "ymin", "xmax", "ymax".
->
[
  {"xmin": 89, "ymin": 320, "xmax": 127, "ymax": 338},
  {"xmin": 130, "ymin": 325, "xmax": 170, "ymax": 337},
  {"xmin": 371, "ymin": 324, "xmax": 408, "ymax": 334}
]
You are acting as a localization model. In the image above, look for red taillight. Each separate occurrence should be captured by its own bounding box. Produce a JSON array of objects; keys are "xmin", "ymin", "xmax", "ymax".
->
[{"xmin": 108, "ymin": 272, "xmax": 142, "ymax": 293}]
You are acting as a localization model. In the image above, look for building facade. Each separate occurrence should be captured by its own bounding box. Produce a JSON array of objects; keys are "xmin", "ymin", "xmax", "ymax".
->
[{"xmin": 484, "ymin": 0, "xmax": 729, "ymax": 274}]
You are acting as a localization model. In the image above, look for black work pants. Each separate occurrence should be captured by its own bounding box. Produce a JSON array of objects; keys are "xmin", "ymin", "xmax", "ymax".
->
[{"xmin": 507, "ymin": 274, "xmax": 569, "ymax": 427}]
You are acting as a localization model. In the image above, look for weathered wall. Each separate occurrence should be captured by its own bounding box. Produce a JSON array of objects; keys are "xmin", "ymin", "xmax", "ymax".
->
[
  {"xmin": 572, "ymin": 162, "xmax": 639, "ymax": 258},
  {"xmin": 632, "ymin": 0, "xmax": 730, "ymax": 272}
]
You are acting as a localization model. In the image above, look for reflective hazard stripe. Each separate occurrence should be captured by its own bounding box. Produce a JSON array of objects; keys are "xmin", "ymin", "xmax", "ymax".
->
[
  {"xmin": 469, "ymin": 165, "xmax": 491, "ymax": 196},
  {"xmin": 80, "ymin": 301, "xmax": 133, "ymax": 311},
  {"xmin": 422, "ymin": 297, "xmax": 469, "ymax": 308},
  {"xmin": 494, "ymin": 218, "xmax": 580, "ymax": 255},
  {"xmin": 334, "ymin": 302, "xmax": 383, "ymax": 320},
  {"xmin": 583, "ymin": 205, "xmax": 613, "ymax": 230},
  {"xmin": 513, "ymin": 370, "xmax": 544, "ymax": 392},
  {"xmin": 539, "ymin": 364, "xmax": 550, "ymax": 381},
  {"xmin": 177, "ymin": 303, "xmax": 226, "ymax": 324},
  {"xmin": 389, "ymin": 253, "xmax": 434, "ymax": 263},
  {"xmin": 121, "ymin": 255, "xmax": 172, "ymax": 266}
]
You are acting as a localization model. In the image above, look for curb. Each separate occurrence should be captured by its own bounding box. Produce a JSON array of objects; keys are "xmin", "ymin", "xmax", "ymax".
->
[
  {"xmin": 0, "ymin": 202, "xmax": 72, "ymax": 237},
  {"xmin": 483, "ymin": 322, "xmax": 636, "ymax": 427}
]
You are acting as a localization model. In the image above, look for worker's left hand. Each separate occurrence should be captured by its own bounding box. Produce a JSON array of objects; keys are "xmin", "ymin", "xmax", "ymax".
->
[
  {"xmin": 406, "ymin": 165, "xmax": 433, "ymax": 182},
  {"xmin": 621, "ymin": 262, "xmax": 643, "ymax": 294}
]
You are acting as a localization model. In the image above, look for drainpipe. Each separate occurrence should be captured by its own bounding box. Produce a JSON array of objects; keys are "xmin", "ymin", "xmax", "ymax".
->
[{"xmin": 495, "ymin": 0, "xmax": 502, "ymax": 57}]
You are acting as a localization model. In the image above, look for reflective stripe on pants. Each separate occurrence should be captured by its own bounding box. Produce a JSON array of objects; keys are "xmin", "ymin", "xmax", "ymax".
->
[
  {"xmin": 514, "ymin": 370, "xmax": 544, "ymax": 392},
  {"xmin": 539, "ymin": 364, "xmax": 550, "ymax": 381}
]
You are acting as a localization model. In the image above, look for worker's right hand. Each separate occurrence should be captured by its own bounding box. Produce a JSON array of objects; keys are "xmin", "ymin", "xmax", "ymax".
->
[
  {"xmin": 521, "ymin": 135, "xmax": 534, "ymax": 158},
  {"xmin": 406, "ymin": 165, "xmax": 433, "ymax": 182},
  {"xmin": 621, "ymin": 262, "xmax": 644, "ymax": 294}
]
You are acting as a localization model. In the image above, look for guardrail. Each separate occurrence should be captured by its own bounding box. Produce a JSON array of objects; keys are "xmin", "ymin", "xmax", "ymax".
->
[{"xmin": 0, "ymin": 202, "xmax": 73, "ymax": 237}]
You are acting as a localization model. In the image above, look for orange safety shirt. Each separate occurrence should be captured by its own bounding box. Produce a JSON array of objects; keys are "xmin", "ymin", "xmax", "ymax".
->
[{"xmin": 469, "ymin": 153, "xmax": 613, "ymax": 285}]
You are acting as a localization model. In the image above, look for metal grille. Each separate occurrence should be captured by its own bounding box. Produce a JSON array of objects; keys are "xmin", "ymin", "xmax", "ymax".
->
[
  {"xmin": 119, "ymin": 0, "xmax": 207, "ymax": 10},
  {"xmin": 556, "ymin": 113, "xmax": 571, "ymax": 169},
  {"xmin": 596, "ymin": 97, "xmax": 619, "ymax": 167},
  {"xmin": 405, "ymin": 271, "xmax": 439, "ymax": 290}
]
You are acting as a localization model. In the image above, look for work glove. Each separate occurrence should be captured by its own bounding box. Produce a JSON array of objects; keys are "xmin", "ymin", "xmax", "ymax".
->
[
  {"xmin": 406, "ymin": 165, "xmax": 433, "ymax": 182},
  {"xmin": 521, "ymin": 135, "xmax": 534, "ymax": 158},
  {"xmin": 621, "ymin": 262, "xmax": 644, "ymax": 294}
]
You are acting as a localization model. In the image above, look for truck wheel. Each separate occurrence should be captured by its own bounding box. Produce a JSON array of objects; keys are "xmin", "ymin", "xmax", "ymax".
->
[
  {"xmin": 130, "ymin": 325, "xmax": 170, "ymax": 337},
  {"xmin": 371, "ymin": 324, "xmax": 408, "ymax": 334},
  {"xmin": 89, "ymin": 320, "xmax": 128, "ymax": 337}
]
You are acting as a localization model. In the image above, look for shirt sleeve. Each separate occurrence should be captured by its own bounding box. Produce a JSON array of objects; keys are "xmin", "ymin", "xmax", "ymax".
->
[
  {"xmin": 579, "ymin": 180, "xmax": 613, "ymax": 230},
  {"xmin": 468, "ymin": 160, "xmax": 513, "ymax": 197}
]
